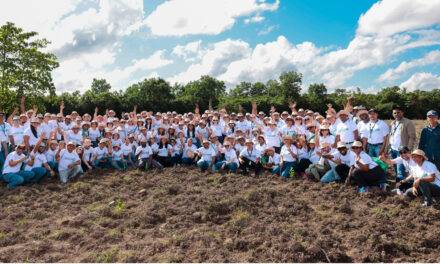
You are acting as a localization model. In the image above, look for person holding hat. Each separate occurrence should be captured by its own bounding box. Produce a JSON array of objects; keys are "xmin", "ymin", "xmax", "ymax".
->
[
  {"xmin": 214, "ymin": 141, "xmax": 239, "ymax": 174},
  {"xmin": 23, "ymin": 135, "xmax": 56, "ymax": 182},
  {"xmin": 419, "ymin": 110, "xmax": 440, "ymax": 169},
  {"xmin": 388, "ymin": 106, "xmax": 416, "ymax": 181},
  {"xmin": 1, "ymin": 144, "xmax": 35, "ymax": 189},
  {"xmin": 403, "ymin": 149, "xmax": 440, "ymax": 206},
  {"xmin": 196, "ymin": 139, "xmax": 216, "ymax": 173},
  {"xmin": 239, "ymin": 139, "xmax": 262, "ymax": 176},
  {"xmin": 92, "ymin": 139, "xmax": 112, "ymax": 169},
  {"xmin": 347, "ymin": 141, "xmax": 387, "ymax": 193},
  {"xmin": 56, "ymin": 141, "xmax": 83, "ymax": 184}
]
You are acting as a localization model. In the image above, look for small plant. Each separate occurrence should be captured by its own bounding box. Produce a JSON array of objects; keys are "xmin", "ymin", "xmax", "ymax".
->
[
  {"xmin": 112, "ymin": 199, "xmax": 125, "ymax": 216},
  {"xmin": 95, "ymin": 247, "xmax": 119, "ymax": 263}
]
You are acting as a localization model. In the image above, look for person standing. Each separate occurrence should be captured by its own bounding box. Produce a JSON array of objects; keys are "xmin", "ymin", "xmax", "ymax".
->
[
  {"xmin": 363, "ymin": 109, "xmax": 389, "ymax": 158},
  {"xmin": 419, "ymin": 110, "xmax": 440, "ymax": 170},
  {"xmin": 388, "ymin": 106, "xmax": 416, "ymax": 181}
]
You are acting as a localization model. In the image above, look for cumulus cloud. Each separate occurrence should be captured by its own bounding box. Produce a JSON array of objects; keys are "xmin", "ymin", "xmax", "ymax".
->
[
  {"xmin": 145, "ymin": 0, "xmax": 279, "ymax": 36},
  {"xmin": 378, "ymin": 50, "xmax": 440, "ymax": 82},
  {"xmin": 169, "ymin": 39, "xmax": 252, "ymax": 84},
  {"xmin": 400, "ymin": 72, "xmax": 440, "ymax": 91},
  {"xmin": 172, "ymin": 40, "xmax": 204, "ymax": 62},
  {"xmin": 357, "ymin": 0, "xmax": 440, "ymax": 36}
]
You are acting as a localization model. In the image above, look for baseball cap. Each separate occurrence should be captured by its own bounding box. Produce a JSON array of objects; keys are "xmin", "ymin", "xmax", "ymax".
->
[{"xmin": 427, "ymin": 110, "xmax": 438, "ymax": 117}]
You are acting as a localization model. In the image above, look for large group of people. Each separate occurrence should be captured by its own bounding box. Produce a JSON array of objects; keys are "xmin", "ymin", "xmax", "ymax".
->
[{"xmin": 1, "ymin": 98, "xmax": 440, "ymax": 207}]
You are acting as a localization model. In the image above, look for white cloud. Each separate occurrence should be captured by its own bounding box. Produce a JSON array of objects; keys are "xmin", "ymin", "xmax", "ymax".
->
[
  {"xmin": 169, "ymin": 39, "xmax": 252, "ymax": 84},
  {"xmin": 257, "ymin": 25, "xmax": 277, "ymax": 36},
  {"xmin": 172, "ymin": 40, "xmax": 204, "ymax": 62},
  {"xmin": 378, "ymin": 50, "xmax": 440, "ymax": 82},
  {"xmin": 400, "ymin": 72, "xmax": 440, "ymax": 91},
  {"xmin": 244, "ymin": 14, "xmax": 265, "ymax": 24},
  {"xmin": 145, "ymin": 0, "xmax": 279, "ymax": 36},
  {"xmin": 54, "ymin": 49, "xmax": 172, "ymax": 92},
  {"xmin": 357, "ymin": 0, "xmax": 440, "ymax": 36}
]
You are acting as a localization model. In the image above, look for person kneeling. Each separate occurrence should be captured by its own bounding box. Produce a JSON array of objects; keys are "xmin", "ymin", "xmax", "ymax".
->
[
  {"xmin": 196, "ymin": 139, "xmax": 216, "ymax": 174},
  {"xmin": 215, "ymin": 142, "xmax": 238, "ymax": 174},
  {"xmin": 239, "ymin": 139, "xmax": 262, "ymax": 176},
  {"xmin": 56, "ymin": 142, "xmax": 83, "ymax": 184},
  {"xmin": 135, "ymin": 139, "xmax": 163, "ymax": 171}
]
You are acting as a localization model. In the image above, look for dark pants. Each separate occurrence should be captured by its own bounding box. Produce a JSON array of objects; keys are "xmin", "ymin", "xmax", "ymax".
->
[
  {"xmin": 420, "ymin": 182, "xmax": 440, "ymax": 205},
  {"xmin": 295, "ymin": 158, "xmax": 311, "ymax": 173},
  {"xmin": 239, "ymin": 157, "xmax": 262, "ymax": 175},
  {"xmin": 352, "ymin": 166, "xmax": 387, "ymax": 187},
  {"xmin": 335, "ymin": 164, "xmax": 350, "ymax": 182},
  {"xmin": 156, "ymin": 156, "xmax": 172, "ymax": 167}
]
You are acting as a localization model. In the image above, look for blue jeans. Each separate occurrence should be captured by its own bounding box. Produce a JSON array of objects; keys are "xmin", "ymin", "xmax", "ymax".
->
[
  {"xmin": 111, "ymin": 160, "xmax": 127, "ymax": 171},
  {"xmin": 181, "ymin": 157, "xmax": 195, "ymax": 165},
  {"xmin": 2, "ymin": 171, "xmax": 35, "ymax": 189},
  {"xmin": 214, "ymin": 161, "xmax": 238, "ymax": 173},
  {"xmin": 320, "ymin": 168, "xmax": 340, "ymax": 183},
  {"xmin": 30, "ymin": 167, "xmax": 47, "ymax": 183},
  {"xmin": 47, "ymin": 161, "xmax": 58, "ymax": 172},
  {"xmin": 368, "ymin": 143, "xmax": 382, "ymax": 158},
  {"xmin": 94, "ymin": 158, "xmax": 112, "ymax": 168},
  {"xmin": 197, "ymin": 160, "xmax": 212, "ymax": 171},
  {"xmin": 271, "ymin": 165, "xmax": 281, "ymax": 175},
  {"xmin": 390, "ymin": 149, "xmax": 406, "ymax": 182},
  {"xmin": 281, "ymin": 161, "xmax": 296, "ymax": 178}
]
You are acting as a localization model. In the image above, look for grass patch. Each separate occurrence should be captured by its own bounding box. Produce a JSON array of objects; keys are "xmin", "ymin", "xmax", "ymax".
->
[
  {"xmin": 95, "ymin": 247, "xmax": 119, "ymax": 263},
  {"xmin": 112, "ymin": 199, "xmax": 126, "ymax": 217}
]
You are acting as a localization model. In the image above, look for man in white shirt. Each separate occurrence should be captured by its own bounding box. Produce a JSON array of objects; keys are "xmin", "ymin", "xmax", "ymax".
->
[
  {"xmin": 2, "ymin": 144, "xmax": 35, "ymax": 189},
  {"xmin": 0, "ymin": 111, "xmax": 11, "ymax": 165},
  {"xmin": 239, "ymin": 139, "xmax": 262, "ymax": 176},
  {"xmin": 56, "ymin": 141, "xmax": 83, "ymax": 184},
  {"xmin": 214, "ymin": 141, "xmax": 238, "ymax": 174},
  {"xmin": 321, "ymin": 142, "xmax": 355, "ymax": 183},
  {"xmin": 135, "ymin": 138, "xmax": 163, "ymax": 170},
  {"xmin": 336, "ymin": 110, "xmax": 358, "ymax": 148},
  {"xmin": 363, "ymin": 109, "xmax": 389, "ymax": 157}
]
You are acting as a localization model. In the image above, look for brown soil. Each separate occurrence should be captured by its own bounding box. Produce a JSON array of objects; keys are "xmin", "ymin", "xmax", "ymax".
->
[{"xmin": 1, "ymin": 166, "xmax": 440, "ymax": 262}]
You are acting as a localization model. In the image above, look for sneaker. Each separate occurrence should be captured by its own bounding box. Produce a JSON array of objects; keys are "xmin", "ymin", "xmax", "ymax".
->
[
  {"xmin": 391, "ymin": 188, "xmax": 403, "ymax": 195},
  {"xmin": 422, "ymin": 201, "xmax": 432, "ymax": 207},
  {"xmin": 358, "ymin": 186, "xmax": 368, "ymax": 193}
]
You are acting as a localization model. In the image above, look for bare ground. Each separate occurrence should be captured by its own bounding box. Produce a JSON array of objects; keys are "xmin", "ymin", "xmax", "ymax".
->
[{"xmin": 1, "ymin": 166, "xmax": 440, "ymax": 263}]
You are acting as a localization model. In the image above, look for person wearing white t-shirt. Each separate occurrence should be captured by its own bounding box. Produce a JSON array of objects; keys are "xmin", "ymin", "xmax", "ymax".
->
[
  {"xmin": 24, "ymin": 137, "xmax": 55, "ymax": 183},
  {"xmin": 56, "ymin": 142, "xmax": 83, "ymax": 184},
  {"xmin": 1, "ymin": 145, "xmax": 34, "ymax": 189},
  {"xmin": 363, "ymin": 109, "xmax": 389, "ymax": 157},
  {"xmin": 121, "ymin": 138, "xmax": 135, "ymax": 167},
  {"xmin": 23, "ymin": 117, "xmax": 41, "ymax": 151},
  {"xmin": 135, "ymin": 138, "xmax": 163, "ymax": 170},
  {"xmin": 196, "ymin": 140, "xmax": 216, "ymax": 173},
  {"xmin": 279, "ymin": 135, "xmax": 298, "ymax": 178},
  {"xmin": 214, "ymin": 142, "xmax": 239, "ymax": 174},
  {"xmin": 262, "ymin": 147, "xmax": 281, "ymax": 175},
  {"xmin": 348, "ymin": 141, "xmax": 387, "ymax": 193},
  {"xmin": 264, "ymin": 122, "xmax": 282, "ymax": 152},
  {"xmin": 111, "ymin": 144, "xmax": 127, "ymax": 171},
  {"xmin": 403, "ymin": 149, "xmax": 440, "ymax": 206},
  {"xmin": 182, "ymin": 138, "xmax": 197, "ymax": 165},
  {"xmin": 335, "ymin": 111, "xmax": 358, "ymax": 148},
  {"xmin": 239, "ymin": 139, "xmax": 262, "ymax": 176},
  {"xmin": 321, "ymin": 142, "xmax": 355, "ymax": 183},
  {"xmin": 8, "ymin": 117, "xmax": 25, "ymax": 148},
  {"xmin": 93, "ymin": 139, "xmax": 112, "ymax": 168}
]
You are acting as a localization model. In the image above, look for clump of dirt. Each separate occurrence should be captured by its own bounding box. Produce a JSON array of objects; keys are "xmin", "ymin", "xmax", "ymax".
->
[{"xmin": 1, "ymin": 167, "xmax": 439, "ymax": 262}]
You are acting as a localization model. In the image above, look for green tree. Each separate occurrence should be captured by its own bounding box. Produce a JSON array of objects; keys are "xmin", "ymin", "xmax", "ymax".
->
[
  {"xmin": 180, "ymin": 75, "xmax": 226, "ymax": 110},
  {"xmin": 0, "ymin": 22, "xmax": 59, "ymax": 98},
  {"xmin": 124, "ymin": 77, "xmax": 174, "ymax": 112},
  {"xmin": 278, "ymin": 71, "xmax": 302, "ymax": 102}
]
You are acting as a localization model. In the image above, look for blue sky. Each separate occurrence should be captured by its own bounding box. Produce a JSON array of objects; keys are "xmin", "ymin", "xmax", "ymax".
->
[{"xmin": 1, "ymin": 0, "xmax": 440, "ymax": 92}]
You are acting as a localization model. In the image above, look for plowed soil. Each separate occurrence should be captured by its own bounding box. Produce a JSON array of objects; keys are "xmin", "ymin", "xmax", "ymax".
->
[{"xmin": 1, "ymin": 166, "xmax": 440, "ymax": 262}]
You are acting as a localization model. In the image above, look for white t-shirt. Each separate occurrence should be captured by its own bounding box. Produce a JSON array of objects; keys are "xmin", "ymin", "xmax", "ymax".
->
[
  {"xmin": 319, "ymin": 135, "xmax": 335, "ymax": 146},
  {"xmin": 354, "ymin": 152, "xmax": 377, "ymax": 170},
  {"xmin": 223, "ymin": 148, "xmax": 239, "ymax": 165},
  {"xmin": 94, "ymin": 147, "xmax": 109, "ymax": 160},
  {"xmin": 210, "ymin": 124, "xmax": 223, "ymax": 137},
  {"xmin": 67, "ymin": 131, "xmax": 83, "ymax": 146},
  {"xmin": 392, "ymin": 156, "xmax": 413, "ymax": 173},
  {"xmin": 0, "ymin": 122, "xmax": 11, "ymax": 142},
  {"xmin": 280, "ymin": 145, "xmax": 298, "ymax": 162},
  {"xmin": 88, "ymin": 127, "xmax": 101, "ymax": 141},
  {"xmin": 336, "ymin": 119, "xmax": 357, "ymax": 144},
  {"xmin": 410, "ymin": 160, "xmax": 440, "ymax": 185},
  {"xmin": 25, "ymin": 151, "xmax": 47, "ymax": 170},
  {"xmin": 83, "ymin": 147, "xmax": 94, "ymax": 162},
  {"xmin": 365, "ymin": 120, "xmax": 389, "ymax": 145},
  {"xmin": 58, "ymin": 149, "xmax": 80, "ymax": 171},
  {"xmin": 183, "ymin": 144, "xmax": 197, "ymax": 158},
  {"xmin": 135, "ymin": 145, "xmax": 152, "ymax": 159},
  {"xmin": 264, "ymin": 127, "xmax": 281, "ymax": 148},
  {"xmin": 45, "ymin": 148, "xmax": 57, "ymax": 163},
  {"xmin": 23, "ymin": 127, "xmax": 39, "ymax": 146},
  {"xmin": 357, "ymin": 121, "xmax": 370, "ymax": 140},
  {"xmin": 38, "ymin": 123, "xmax": 52, "ymax": 139},
  {"xmin": 389, "ymin": 121, "xmax": 402, "ymax": 151},
  {"xmin": 2, "ymin": 151, "xmax": 25, "ymax": 174},
  {"xmin": 281, "ymin": 125, "xmax": 296, "ymax": 137},
  {"xmin": 157, "ymin": 144, "xmax": 171, "ymax": 157},
  {"xmin": 9, "ymin": 125, "xmax": 25, "ymax": 145},
  {"xmin": 332, "ymin": 150, "xmax": 356, "ymax": 167},
  {"xmin": 112, "ymin": 149, "xmax": 124, "ymax": 161},
  {"xmin": 239, "ymin": 147, "xmax": 261, "ymax": 163},
  {"xmin": 267, "ymin": 153, "xmax": 281, "ymax": 165},
  {"xmin": 197, "ymin": 147, "xmax": 216, "ymax": 162},
  {"xmin": 121, "ymin": 143, "xmax": 134, "ymax": 156}
]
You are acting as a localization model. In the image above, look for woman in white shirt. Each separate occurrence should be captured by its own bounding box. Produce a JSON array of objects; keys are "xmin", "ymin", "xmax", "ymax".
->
[
  {"xmin": 264, "ymin": 121, "xmax": 282, "ymax": 153},
  {"xmin": 181, "ymin": 138, "xmax": 197, "ymax": 165},
  {"xmin": 348, "ymin": 141, "xmax": 387, "ymax": 193},
  {"xmin": 214, "ymin": 141, "xmax": 239, "ymax": 174},
  {"xmin": 156, "ymin": 136, "xmax": 172, "ymax": 167},
  {"xmin": 279, "ymin": 135, "xmax": 298, "ymax": 178}
]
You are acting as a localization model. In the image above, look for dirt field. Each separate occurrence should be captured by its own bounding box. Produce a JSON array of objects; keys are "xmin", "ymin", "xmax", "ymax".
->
[{"xmin": 0, "ymin": 119, "xmax": 436, "ymax": 263}]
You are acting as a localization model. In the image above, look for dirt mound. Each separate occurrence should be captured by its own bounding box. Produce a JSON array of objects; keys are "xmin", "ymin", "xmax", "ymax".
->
[{"xmin": 1, "ymin": 168, "xmax": 440, "ymax": 262}]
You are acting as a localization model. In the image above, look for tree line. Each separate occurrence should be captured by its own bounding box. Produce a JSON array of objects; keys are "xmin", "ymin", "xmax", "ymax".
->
[{"xmin": 1, "ymin": 22, "xmax": 439, "ymax": 119}]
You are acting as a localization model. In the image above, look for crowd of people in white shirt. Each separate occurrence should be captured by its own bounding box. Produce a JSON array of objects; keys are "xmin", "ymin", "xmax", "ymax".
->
[{"xmin": 1, "ymin": 98, "xmax": 440, "ymax": 207}]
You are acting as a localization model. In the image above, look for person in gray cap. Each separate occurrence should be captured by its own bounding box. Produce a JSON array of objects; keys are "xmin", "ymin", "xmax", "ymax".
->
[{"xmin": 419, "ymin": 110, "xmax": 440, "ymax": 169}]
